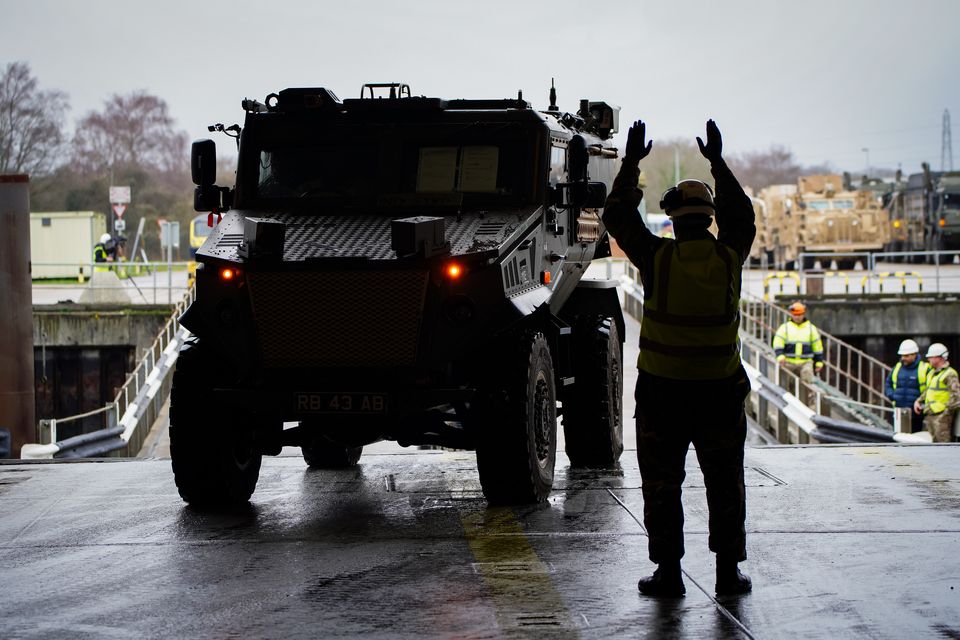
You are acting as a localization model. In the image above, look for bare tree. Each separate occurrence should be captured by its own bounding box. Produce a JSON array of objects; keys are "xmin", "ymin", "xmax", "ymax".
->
[
  {"xmin": 0, "ymin": 61, "xmax": 69, "ymax": 176},
  {"xmin": 72, "ymin": 91, "xmax": 188, "ymax": 174},
  {"xmin": 637, "ymin": 138, "xmax": 713, "ymax": 213},
  {"xmin": 726, "ymin": 145, "xmax": 805, "ymax": 191}
]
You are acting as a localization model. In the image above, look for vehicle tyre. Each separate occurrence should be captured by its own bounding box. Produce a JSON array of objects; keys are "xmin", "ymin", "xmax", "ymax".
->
[
  {"xmin": 835, "ymin": 258, "xmax": 856, "ymax": 271},
  {"xmin": 170, "ymin": 338, "xmax": 262, "ymax": 506},
  {"xmin": 563, "ymin": 316, "xmax": 624, "ymax": 467},
  {"xmin": 301, "ymin": 434, "xmax": 363, "ymax": 469},
  {"xmin": 475, "ymin": 332, "xmax": 557, "ymax": 504}
]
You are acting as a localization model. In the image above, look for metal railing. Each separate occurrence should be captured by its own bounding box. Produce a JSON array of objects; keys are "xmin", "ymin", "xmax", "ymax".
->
[
  {"xmin": 740, "ymin": 294, "xmax": 894, "ymax": 428},
  {"xmin": 32, "ymin": 260, "xmax": 193, "ymax": 304},
  {"xmin": 797, "ymin": 250, "xmax": 960, "ymax": 294},
  {"xmin": 33, "ymin": 285, "xmax": 195, "ymax": 456}
]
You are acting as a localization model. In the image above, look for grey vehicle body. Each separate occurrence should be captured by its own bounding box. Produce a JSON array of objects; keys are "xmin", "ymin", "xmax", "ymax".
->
[{"xmin": 173, "ymin": 84, "xmax": 625, "ymax": 505}]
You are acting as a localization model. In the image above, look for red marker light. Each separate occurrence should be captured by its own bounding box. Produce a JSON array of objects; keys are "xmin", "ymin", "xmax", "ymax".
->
[
  {"xmin": 220, "ymin": 268, "xmax": 236, "ymax": 281},
  {"xmin": 446, "ymin": 263, "xmax": 462, "ymax": 279}
]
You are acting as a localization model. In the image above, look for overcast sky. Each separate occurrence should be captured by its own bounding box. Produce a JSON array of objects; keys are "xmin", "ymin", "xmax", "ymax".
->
[{"xmin": 3, "ymin": 0, "xmax": 958, "ymax": 173}]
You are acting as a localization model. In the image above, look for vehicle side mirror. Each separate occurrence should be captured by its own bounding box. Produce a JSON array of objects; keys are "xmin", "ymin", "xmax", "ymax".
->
[
  {"xmin": 192, "ymin": 139, "xmax": 217, "ymax": 186},
  {"xmin": 554, "ymin": 181, "xmax": 607, "ymax": 210}
]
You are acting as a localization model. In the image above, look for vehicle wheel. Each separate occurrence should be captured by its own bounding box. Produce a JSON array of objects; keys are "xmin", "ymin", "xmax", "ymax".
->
[
  {"xmin": 835, "ymin": 258, "xmax": 856, "ymax": 271},
  {"xmin": 170, "ymin": 338, "xmax": 262, "ymax": 506},
  {"xmin": 302, "ymin": 434, "xmax": 363, "ymax": 469},
  {"xmin": 563, "ymin": 316, "xmax": 624, "ymax": 467},
  {"xmin": 475, "ymin": 332, "xmax": 557, "ymax": 504}
]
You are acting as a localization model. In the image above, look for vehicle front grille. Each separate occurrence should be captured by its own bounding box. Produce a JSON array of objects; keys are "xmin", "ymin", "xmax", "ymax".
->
[{"xmin": 247, "ymin": 270, "xmax": 429, "ymax": 368}]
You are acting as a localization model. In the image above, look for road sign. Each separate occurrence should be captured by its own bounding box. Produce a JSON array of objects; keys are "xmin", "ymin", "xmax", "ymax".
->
[
  {"xmin": 112, "ymin": 203, "xmax": 127, "ymax": 218},
  {"xmin": 109, "ymin": 186, "xmax": 131, "ymax": 204},
  {"xmin": 114, "ymin": 218, "xmax": 126, "ymax": 233},
  {"xmin": 159, "ymin": 221, "xmax": 180, "ymax": 250}
]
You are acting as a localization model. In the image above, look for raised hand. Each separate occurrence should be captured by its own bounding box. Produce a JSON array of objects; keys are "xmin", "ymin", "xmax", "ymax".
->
[
  {"xmin": 696, "ymin": 119, "xmax": 723, "ymax": 162},
  {"xmin": 624, "ymin": 119, "xmax": 654, "ymax": 163}
]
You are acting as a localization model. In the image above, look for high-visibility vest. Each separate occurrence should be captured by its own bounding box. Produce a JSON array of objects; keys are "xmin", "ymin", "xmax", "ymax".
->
[
  {"xmin": 891, "ymin": 360, "xmax": 931, "ymax": 394},
  {"xmin": 638, "ymin": 238, "xmax": 742, "ymax": 380},
  {"xmin": 923, "ymin": 366, "xmax": 958, "ymax": 415},
  {"xmin": 773, "ymin": 320, "xmax": 823, "ymax": 364},
  {"xmin": 93, "ymin": 244, "xmax": 110, "ymax": 272}
]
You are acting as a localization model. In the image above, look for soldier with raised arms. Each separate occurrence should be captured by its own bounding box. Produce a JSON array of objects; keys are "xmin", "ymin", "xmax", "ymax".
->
[{"xmin": 602, "ymin": 119, "xmax": 756, "ymax": 597}]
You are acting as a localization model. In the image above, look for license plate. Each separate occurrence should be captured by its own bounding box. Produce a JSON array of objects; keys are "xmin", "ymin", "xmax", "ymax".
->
[{"xmin": 293, "ymin": 392, "xmax": 387, "ymax": 414}]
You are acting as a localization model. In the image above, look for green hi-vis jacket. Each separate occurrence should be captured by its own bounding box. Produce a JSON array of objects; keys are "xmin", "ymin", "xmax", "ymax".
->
[
  {"xmin": 923, "ymin": 365, "xmax": 960, "ymax": 415},
  {"xmin": 637, "ymin": 239, "xmax": 743, "ymax": 379},
  {"xmin": 772, "ymin": 320, "xmax": 824, "ymax": 364},
  {"xmin": 602, "ymin": 157, "xmax": 756, "ymax": 381}
]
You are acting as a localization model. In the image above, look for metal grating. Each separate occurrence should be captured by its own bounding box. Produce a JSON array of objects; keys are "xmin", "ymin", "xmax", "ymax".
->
[
  {"xmin": 476, "ymin": 221, "xmax": 506, "ymax": 235},
  {"xmin": 218, "ymin": 233, "xmax": 244, "ymax": 247},
  {"xmin": 240, "ymin": 212, "xmax": 536, "ymax": 261},
  {"xmin": 247, "ymin": 269, "xmax": 428, "ymax": 368}
]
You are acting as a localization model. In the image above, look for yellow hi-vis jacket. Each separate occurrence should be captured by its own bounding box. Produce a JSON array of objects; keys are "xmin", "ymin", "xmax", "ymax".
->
[
  {"xmin": 638, "ymin": 238, "xmax": 742, "ymax": 380},
  {"xmin": 890, "ymin": 360, "xmax": 932, "ymax": 394},
  {"xmin": 93, "ymin": 243, "xmax": 110, "ymax": 272},
  {"xmin": 923, "ymin": 366, "xmax": 959, "ymax": 415},
  {"xmin": 772, "ymin": 319, "xmax": 824, "ymax": 364}
]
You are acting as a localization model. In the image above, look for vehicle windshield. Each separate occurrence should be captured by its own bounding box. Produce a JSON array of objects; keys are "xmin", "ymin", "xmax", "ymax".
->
[
  {"xmin": 249, "ymin": 122, "xmax": 537, "ymax": 211},
  {"xmin": 193, "ymin": 218, "xmax": 214, "ymax": 237},
  {"xmin": 943, "ymin": 192, "xmax": 960, "ymax": 208},
  {"xmin": 807, "ymin": 199, "xmax": 854, "ymax": 211}
]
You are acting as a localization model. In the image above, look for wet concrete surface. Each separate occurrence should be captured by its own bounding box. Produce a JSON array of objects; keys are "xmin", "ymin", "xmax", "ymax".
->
[
  {"xmin": 10, "ymin": 303, "xmax": 959, "ymax": 637},
  {"xmin": 2, "ymin": 444, "xmax": 959, "ymax": 639}
]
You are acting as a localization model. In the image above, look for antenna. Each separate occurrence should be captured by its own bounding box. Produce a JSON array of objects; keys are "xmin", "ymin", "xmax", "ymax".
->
[
  {"xmin": 548, "ymin": 78, "xmax": 558, "ymax": 112},
  {"xmin": 942, "ymin": 109, "xmax": 954, "ymax": 172}
]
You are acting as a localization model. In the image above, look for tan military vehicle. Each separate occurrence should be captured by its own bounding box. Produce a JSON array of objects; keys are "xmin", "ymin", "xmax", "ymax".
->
[
  {"xmin": 757, "ymin": 175, "xmax": 889, "ymax": 269},
  {"xmin": 756, "ymin": 183, "xmax": 800, "ymax": 268}
]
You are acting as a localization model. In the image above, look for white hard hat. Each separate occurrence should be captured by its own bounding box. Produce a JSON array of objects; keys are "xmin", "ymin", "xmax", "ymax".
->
[
  {"xmin": 100, "ymin": 233, "xmax": 112, "ymax": 244},
  {"xmin": 926, "ymin": 343, "xmax": 949, "ymax": 359},
  {"xmin": 660, "ymin": 179, "xmax": 716, "ymax": 218},
  {"xmin": 897, "ymin": 339, "xmax": 919, "ymax": 355}
]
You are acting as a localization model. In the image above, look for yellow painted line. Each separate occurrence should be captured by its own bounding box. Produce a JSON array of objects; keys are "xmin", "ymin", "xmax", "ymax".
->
[{"xmin": 461, "ymin": 507, "xmax": 581, "ymax": 637}]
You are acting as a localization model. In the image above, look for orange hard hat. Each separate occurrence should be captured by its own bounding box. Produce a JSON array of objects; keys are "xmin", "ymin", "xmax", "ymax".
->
[{"xmin": 788, "ymin": 301, "xmax": 807, "ymax": 315}]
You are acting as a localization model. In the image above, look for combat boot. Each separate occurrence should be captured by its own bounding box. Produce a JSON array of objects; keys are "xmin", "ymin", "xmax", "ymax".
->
[
  {"xmin": 638, "ymin": 562, "xmax": 685, "ymax": 597},
  {"xmin": 715, "ymin": 557, "xmax": 752, "ymax": 595}
]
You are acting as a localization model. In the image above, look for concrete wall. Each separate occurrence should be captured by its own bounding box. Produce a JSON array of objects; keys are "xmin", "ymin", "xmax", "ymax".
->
[{"xmin": 34, "ymin": 305, "xmax": 173, "ymax": 355}]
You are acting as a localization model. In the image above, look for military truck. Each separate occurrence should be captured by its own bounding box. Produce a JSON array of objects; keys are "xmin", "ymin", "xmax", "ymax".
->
[
  {"xmin": 172, "ymin": 83, "xmax": 625, "ymax": 506},
  {"xmin": 756, "ymin": 183, "xmax": 800, "ymax": 268},
  {"xmin": 758, "ymin": 175, "xmax": 889, "ymax": 269},
  {"xmin": 886, "ymin": 164, "xmax": 960, "ymax": 260}
]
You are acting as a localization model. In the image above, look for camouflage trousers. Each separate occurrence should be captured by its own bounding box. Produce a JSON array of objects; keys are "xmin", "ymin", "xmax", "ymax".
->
[
  {"xmin": 635, "ymin": 367, "xmax": 750, "ymax": 564},
  {"xmin": 780, "ymin": 360, "xmax": 815, "ymax": 408},
  {"xmin": 924, "ymin": 411, "xmax": 956, "ymax": 443}
]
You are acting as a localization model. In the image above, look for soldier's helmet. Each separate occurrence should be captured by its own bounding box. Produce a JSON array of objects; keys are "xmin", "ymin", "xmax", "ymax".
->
[{"xmin": 660, "ymin": 179, "xmax": 716, "ymax": 218}]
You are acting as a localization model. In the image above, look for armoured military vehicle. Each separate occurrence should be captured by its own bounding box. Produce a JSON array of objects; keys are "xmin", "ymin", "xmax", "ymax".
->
[
  {"xmin": 172, "ymin": 83, "xmax": 625, "ymax": 506},
  {"xmin": 885, "ymin": 164, "xmax": 960, "ymax": 260},
  {"xmin": 758, "ymin": 175, "xmax": 889, "ymax": 269}
]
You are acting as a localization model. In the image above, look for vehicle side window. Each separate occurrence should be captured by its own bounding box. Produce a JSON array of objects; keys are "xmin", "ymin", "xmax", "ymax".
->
[{"xmin": 549, "ymin": 146, "xmax": 566, "ymax": 185}]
